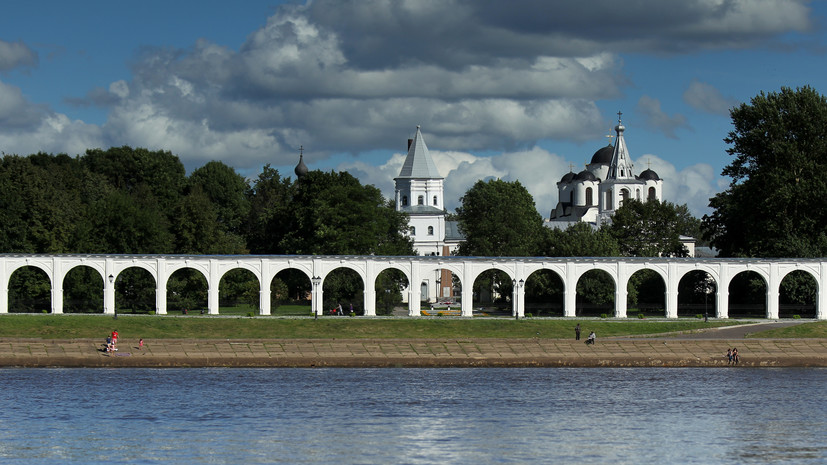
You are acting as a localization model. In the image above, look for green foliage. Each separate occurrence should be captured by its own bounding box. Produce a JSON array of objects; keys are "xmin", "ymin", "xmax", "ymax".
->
[
  {"xmin": 456, "ymin": 179, "xmax": 545, "ymax": 256},
  {"xmin": 544, "ymin": 222, "xmax": 620, "ymax": 257},
  {"xmin": 704, "ymin": 86, "xmax": 827, "ymax": 257},
  {"xmin": 609, "ymin": 199, "xmax": 696, "ymax": 257}
]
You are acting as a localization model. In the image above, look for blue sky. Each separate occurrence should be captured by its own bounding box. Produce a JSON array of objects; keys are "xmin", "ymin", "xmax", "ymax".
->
[{"xmin": 1, "ymin": 0, "xmax": 825, "ymax": 218}]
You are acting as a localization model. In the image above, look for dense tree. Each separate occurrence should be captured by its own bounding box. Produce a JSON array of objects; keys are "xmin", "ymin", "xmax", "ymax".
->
[
  {"xmin": 609, "ymin": 199, "xmax": 697, "ymax": 257},
  {"xmin": 703, "ymin": 86, "xmax": 827, "ymax": 257},
  {"xmin": 544, "ymin": 222, "xmax": 620, "ymax": 257},
  {"xmin": 456, "ymin": 179, "xmax": 545, "ymax": 256}
]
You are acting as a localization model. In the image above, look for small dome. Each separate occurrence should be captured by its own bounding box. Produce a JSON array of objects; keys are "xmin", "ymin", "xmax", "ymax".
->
[
  {"xmin": 639, "ymin": 168, "xmax": 660, "ymax": 181},
  {"xmin": 294, "ymin": 153, "xmax": 308, "ymax": 178},
  {"xmin": 560, "ymin": 171, "xmax": 576, "ymax": 183},
  {"xmin": 590, "ymin": 144, "xmax": 614, "ymax": 164},
  {"xmin": 574, "ymin": 170, "xmax": 597, "ymax": 182}
]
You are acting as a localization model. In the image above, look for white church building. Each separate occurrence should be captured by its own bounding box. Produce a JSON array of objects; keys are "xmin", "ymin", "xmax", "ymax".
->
[{"xmin": 547, "ymin": 114, "xmax": 663, "ymax": 229}]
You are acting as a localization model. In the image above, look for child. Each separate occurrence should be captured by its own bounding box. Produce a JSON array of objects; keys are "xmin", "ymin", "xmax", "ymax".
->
[{"xmin": 139, "ymin": 338, "xmax": 144, "ymax": 350}]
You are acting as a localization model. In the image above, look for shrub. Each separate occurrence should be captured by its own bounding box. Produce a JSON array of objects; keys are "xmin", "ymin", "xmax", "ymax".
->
[
  {"xmin": 793, "ymin": 314, "xmax": 801, "ymax": 319},
  {"xmin": 525, "ymin": 312, "xmax": 533, "ymax": 318},
  {"xmin": 696, "ymin": 314, "xmax": 703, "ymax": 319},
  {"xmin": 437, "ymin": 312, "xmax": 444, "ymax": 317},
  {"xmin": 246, "ymin": 312, "xmax": 254, "ymax": 317},
  {"xmin": 638, "ymin": 313, "xmax": 645, "ymax": 319},
  {"xmin": 148, "ymin": 311, "xmax": 155, "ymax": 315},
  {"xmin": 600, "ymin": 313, "xmax": 608, "ymax": 319},
  {"xmin": 349, "ymin": 312, "xmax": 355, "ymax": 317}
]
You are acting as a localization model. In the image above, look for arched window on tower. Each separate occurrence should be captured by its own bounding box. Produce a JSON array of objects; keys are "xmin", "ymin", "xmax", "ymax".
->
[
  {"xmin": 585, "ymin": 187, "xmax": 593, "ymax": 206},
  {"xmin": 433, "ymin": 195, "xmax": 438, "ymax": 206},
  {"xmin": 417, "ymin": 195, "xmax": 424, "ymax": 205},
  {"xmin": 648, "ymin": 187, "xmax": 656, "ymax": 200},
  {"xmin": 402, "ymin": 196, "xmax": 408, "ymax": 206},
  {"xmin": 427, "ymin": 226, "xmax": 434, "ymax": 235}
]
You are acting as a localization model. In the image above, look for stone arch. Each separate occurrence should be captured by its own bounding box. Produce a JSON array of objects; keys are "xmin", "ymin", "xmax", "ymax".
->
[
  {"xmin": 472, "ymin": 267, "xmax": 514, "ymax": 315},
  {"xmin": 677, "ymin": 270, "xmax": 717, "ymax": 318},
  {"xmin": 63, "ymin": 265, "xmax": 104, "ymax": 313},
  {"xmin": 576, "ymin": 269, "xmax": 615, "ymax": 317},
  {"xmin": 218, "ymin": 267, "xmax": 260, "ymax": 315},
  {"xmin": 271, "ymin": 268, "xmax": 312, "ymax": 316},
  {"xmin": 166, "ymin": 267, "xmax": 208, "ymax": 315},
  {"xmin": 322, "ymin": 266, "xmax": 364, "ymax": 315},
  {"xmin": 627, "ymin": 268, "xmax": 666, "ymax": 317},
  {"xmin": 114, "ymin": 266, "xmax": 157, "ymax": 314},
  {"xmin": 728, "ymin": 270, "xmax": 767, "ymax": 318},
  {"xmin": 7, "ymin": 265, "xmax": 51, "ymax": 313},
  {"xmin": 375, "ymin": 267, "xmax": 409, "ymax": 316},
  {"xmin": 525, "ymin": 269, "xmax": 564, "ymax": 317},
  {"xmin": 779, "ymin": 269, "xmax": 817, "ymax": 318}
]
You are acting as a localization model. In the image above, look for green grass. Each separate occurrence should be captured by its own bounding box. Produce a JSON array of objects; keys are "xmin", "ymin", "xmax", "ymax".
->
[
  {"xmin": 0, "ymin": 314, "xmax": 775, "ymax": 340},
  {"xmin": 215, "ymin": 304, "xmax": 311, "ymax": 316},
  {"xmin": 746, "ymin": 320, "xmax": 827, "ymax": 338}
]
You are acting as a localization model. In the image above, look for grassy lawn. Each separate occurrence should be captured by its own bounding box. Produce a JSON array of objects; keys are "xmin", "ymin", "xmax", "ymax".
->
[
  {"xmin": 746, "ymin": 320, "xmax": 827, "ymax": 338},
  {"xmin": 0, "ymin": 313, "xmax": 804, "ymax": 340}
]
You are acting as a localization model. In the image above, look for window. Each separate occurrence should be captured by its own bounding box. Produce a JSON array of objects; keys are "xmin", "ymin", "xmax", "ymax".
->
[
  {"xmin": 409, "ymin": 226, "xmax": 415, "ymax": 235},
  {"xmin": 402, "ymin": 196, "xmax": 408, "ymax": 206},
  {"xmin": 433, "ymin": 195, "xmax": 438, "ymax": 206},
  {"xmin": 428, "ymin": 226, "xmax": 434, "ymax": 235},
  {"xmin": 585, "ymin": 187, "xmax": 593, "ymax": 206},
  {"xmin": 648, "ymin": 187, "xmax": 656, "ymax": 200},
  {"xmin": 417, "ymin": 195, "xmax": 424, "ymax": 205}
]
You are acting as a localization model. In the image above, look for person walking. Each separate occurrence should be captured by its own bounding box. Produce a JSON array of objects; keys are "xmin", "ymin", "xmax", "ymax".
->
[
  {"xmin": 575, "ymin": 323, "xmax": 581, "ymax": 341},
  {"xmin": 726, "ymin": 348, "xmax": 733, "ymax": 365},
  {"xmin": 732, "ymin": 347, "xmax": 739, "ymax": 365}
]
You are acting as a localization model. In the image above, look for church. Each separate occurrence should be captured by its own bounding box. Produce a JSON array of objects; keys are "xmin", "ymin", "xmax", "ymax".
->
[
  {"xmin": 393, "ymin": 126, "xmax": 464, "ymax": 258},
  {"xmin": 547, "ymin": 114, "xmax": 663, "ymax": 228}
]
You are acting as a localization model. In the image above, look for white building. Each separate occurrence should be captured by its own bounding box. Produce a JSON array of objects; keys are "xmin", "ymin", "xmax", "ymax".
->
[
  {"xmin": 394, "ymin": 126, "xmax": 463, "ymax": 258},
  {"xmin": 548, "ymin": 114, "xmax": 663, "ymax": 229}
]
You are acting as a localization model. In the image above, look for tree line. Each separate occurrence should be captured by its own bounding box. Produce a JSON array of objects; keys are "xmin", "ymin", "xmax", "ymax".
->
[{"xmin": 2, "ymin": 86, "xmax": 823, "ymax": 315}]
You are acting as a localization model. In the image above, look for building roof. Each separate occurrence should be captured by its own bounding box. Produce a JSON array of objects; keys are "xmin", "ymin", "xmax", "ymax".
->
[
  {"xmin": 444, "ymin": 220, "xmax": 465, "ymax": 241},
  {"xmin": 399, "ymin": 205, "xmax": 445, "ymax": 215},
  {"xmin": 395, "ymin": 126, "xmax": 443, "ymax": 180},
  {"xmin": 590, "ymin": 144, "xmax": 614, "ymax": 164}
]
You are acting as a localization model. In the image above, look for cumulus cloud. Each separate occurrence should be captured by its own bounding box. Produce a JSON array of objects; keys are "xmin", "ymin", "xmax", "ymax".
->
[
  {"xmin": 0, "ymin": 40, "xmax": 37, "ymax": 72},
  {"xmin": 683, "ymin": 80, "xmax": 740, "ymax": 115},
  {"xmin": 636, "ymin": 95, "xmax": 691, "ymax": 139}
]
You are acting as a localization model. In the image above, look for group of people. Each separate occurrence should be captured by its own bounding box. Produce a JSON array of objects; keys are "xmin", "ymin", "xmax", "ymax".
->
[
  {"xmin": 102, "ymin": 330, "xmax": 144, "ymax": 353},
  {"xmin": 329, "ymin": 303, "xmax": 354, "ymax": 316},
  {"xmin": 104, "ymin": 329, "xmax": 119, "ymax": 353},
  {"xmin": 726, "ymin": 347, "xmax": 740, "ymax": 365},
  {"xmin": 575, "ymin": 324, "xmax": 596, "ymax": 345}
]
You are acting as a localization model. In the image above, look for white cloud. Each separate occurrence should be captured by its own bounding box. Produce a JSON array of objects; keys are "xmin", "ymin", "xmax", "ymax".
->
[
  {"xmin": 0, "ymin": 40, "xmax": 37, "ymax": 72},
  {"xmin": 683, "ymin": 80, "xmax": 740, "ymax": 115},
  {"xmin": 636, "ymin": 95, "xmax": 691, "ymax": 139}
]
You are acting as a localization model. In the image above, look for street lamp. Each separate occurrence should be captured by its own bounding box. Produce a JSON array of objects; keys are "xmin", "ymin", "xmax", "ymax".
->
[
  {"xmin": 513, "ymin": 279, "xmax": 524, "ymax": 320},
  {"xmin": 108, "ymin": 274, "xmax": 116, "ymax": 319},
  {"xmin": 312, "ymin": 276, "xmax": 321, "ymax": 319},
  {"xmin": 435, "ymin": 277, "xmax": 441, "ymax": 300}
]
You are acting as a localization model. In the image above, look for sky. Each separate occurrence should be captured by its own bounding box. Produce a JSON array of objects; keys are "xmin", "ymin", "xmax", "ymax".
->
[{"xmin": 1, "ymin": 0, "xmax": 826, "ymax": 219}]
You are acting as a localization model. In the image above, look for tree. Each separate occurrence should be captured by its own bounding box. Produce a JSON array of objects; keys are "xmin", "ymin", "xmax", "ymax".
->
[
  {"xmin": 609, "ymin": 199, "xmax": 697, "ymax": 257},
  {"xmin": 544, "ymin": 222, "xmax": 620, "ymax": 257},
  {"xmin": 703, "ymin": 86, "xmax": 827, "ymax": 257},
  {"xmin": 456, "ymin": 179, "xmax": 545, "ymax": 256}
]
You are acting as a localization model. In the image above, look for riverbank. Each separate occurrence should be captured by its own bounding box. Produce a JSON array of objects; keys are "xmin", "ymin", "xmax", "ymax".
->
[{"xmin": 2, "ymin": 336, "xmax": 825, "ymax": 368}]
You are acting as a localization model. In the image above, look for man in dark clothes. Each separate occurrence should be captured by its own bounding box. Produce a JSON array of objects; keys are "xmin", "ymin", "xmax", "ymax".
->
[{"xmin": 575, "ymin": 323, "xmax": 581, "ymax": 340}]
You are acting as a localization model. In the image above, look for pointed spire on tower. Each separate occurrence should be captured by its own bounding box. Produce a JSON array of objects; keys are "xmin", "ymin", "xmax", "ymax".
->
[
  {"xmin": 608, "ymin": 111, "xmax": 634, "ymax": 180},
  {"xmin": 395, "ymin": 125, "xmax": 442, "ymax": 180}
]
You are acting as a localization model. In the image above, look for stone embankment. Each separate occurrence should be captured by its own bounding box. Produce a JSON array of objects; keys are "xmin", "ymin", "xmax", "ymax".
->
[{"xmin": 1, "ymin": 337, "xmax": 824, "ymax": 368}]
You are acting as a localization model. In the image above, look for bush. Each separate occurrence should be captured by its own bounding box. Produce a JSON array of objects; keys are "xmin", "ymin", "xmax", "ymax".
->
[
  {"xmin": 638, "ymin": 313, "xmax": 645, "ymax": 319},
  {"xmin": 793, "ymin": 314, "xmax": 801, "ymax": 319},
  {"xmin": 148, "ymin": 311, "xmax": 155, "ymax": 315},
  {"xmin": 246, "ymin": 312, "xmax": 254, "ymax": 317},
  {"xmin": 696, "ymin": 314, "xmax": 704, "ymax": 319},
  {"xmin": 437, "ymin": 312, "xmax": 444, "ymax": 317},
  {"xmin": 600, "ymin": 313, "xmax": 608, "ymax": 319},
  {"xmin": 525, "ymin": 312, "xmax": 533, "ymax": 318},
  {"xmin": 349, "ymin": 312, "xmax": 355, "ymax": 317}
]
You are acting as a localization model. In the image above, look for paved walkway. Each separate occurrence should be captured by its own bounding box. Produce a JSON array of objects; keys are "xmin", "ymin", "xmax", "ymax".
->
[{"xmin": 0, "ymin": 322, "xmax": 824, "ymax": 368}]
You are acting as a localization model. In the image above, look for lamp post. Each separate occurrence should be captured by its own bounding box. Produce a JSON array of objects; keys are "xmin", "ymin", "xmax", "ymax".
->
[
  {"xmin": 513, "ymin": 278, "xmax": 524, "ymax": 320},
  {"xmin": 108, "ymin": 274, "xmax": 116, "ymax": 319},
  {"xmin": 312, "ymin": 276, "xmax": 321, "ymax": 319},
  {"xmin": 435, "ymin": 277, "xmax": 441, "ymax": 301}
]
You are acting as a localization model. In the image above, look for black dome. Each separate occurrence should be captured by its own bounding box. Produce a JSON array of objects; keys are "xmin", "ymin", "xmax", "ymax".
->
[
  {"xmin": 294, "ymin": 154, "xmax": 308, "ymax": 178},
  {"xmin": 590, "ymin": 144, "xmax": 614, "ymax": 164},
  {"xmin": 574, "ymin": 170, "xmax": 597, "ymax": 182},
  {"xmin": 638, "ymin": 168, "xmax": 660, "ymax": 181},
  {"xmin": 560, "ymin": 171, "xmax": 576, "ymax": 183}
]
